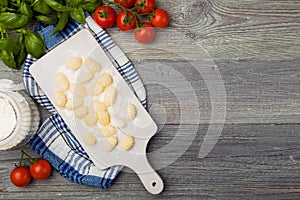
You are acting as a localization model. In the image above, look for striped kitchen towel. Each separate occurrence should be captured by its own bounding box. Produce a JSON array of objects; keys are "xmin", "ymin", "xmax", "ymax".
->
[{"xmin": 23, "ymin": 16, "xmax": 147, "ymax": 189}]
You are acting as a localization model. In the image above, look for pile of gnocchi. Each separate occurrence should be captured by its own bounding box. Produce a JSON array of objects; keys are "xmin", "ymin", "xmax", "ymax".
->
[{"xmin": 54, "ymin": 56, "xmax": 137, "ymax": 152}]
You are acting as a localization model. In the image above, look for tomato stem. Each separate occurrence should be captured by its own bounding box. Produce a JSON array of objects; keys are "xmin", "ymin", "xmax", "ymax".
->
[
  {"xmin": 18, "ymin": 149, "xmax": 25, "ymax": 167},
  {"xmin": 102, "ymin": 0, "xmax": 152, "ymax": 27}
]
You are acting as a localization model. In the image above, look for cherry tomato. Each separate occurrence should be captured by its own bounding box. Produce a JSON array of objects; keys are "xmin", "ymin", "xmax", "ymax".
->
[
  {"xmin": 134, "ymin": 23, "xmax": 155, "ymax": 44},
  {"xmin": 114, "ymin": 0, "xmax": 135, "ymax": 8},
  {"xmin": 116, "ymin": 11, "xmax": 136, "ymax": 31},
  {"xmin": 134, "ymin": 0, "xmax": 156, "ymax": 14},
  {"xmin": 29, "ymin": 159, "xmax": 52, "ymax": 180},
  {"xmin": 150, "ymin": 8, "xmax": 170, "ymax": 28},
  {"xmin": 10, "ymin": 167, "xmax": 32, "ymax": 187},
  {"xmin": 94, "ymin": 6, "xmax": 116, "ymax": 28}
]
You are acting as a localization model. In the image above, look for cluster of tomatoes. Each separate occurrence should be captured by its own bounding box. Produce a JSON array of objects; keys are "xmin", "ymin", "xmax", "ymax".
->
[
  {"xmin": 93, "ymin": 0, "xmax": 170, "ymax": 44},
  {"xmin": 10, "ymin": 150, "xmax": 52, "ymax": 187}
]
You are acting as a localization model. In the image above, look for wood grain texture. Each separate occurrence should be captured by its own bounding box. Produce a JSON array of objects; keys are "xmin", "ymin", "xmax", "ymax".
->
[{"xmin": 0, "ymin": 0, "xmax": 300, "ymax": 199}]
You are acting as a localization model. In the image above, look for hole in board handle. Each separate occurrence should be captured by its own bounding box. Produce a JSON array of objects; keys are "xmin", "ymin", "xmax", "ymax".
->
[{"xmin": 152, "ymin": 182, "xmax": 156, "ymax": 187}]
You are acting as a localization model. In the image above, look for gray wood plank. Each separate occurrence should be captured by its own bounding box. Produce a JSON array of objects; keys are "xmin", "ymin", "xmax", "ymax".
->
[
  {"xmin": 110, "ymin": 0, "xmax": 300, "ymax": 60},
  {"xmin": 1, "ymin": 124, "xmax": 300, "ymax": 199}
]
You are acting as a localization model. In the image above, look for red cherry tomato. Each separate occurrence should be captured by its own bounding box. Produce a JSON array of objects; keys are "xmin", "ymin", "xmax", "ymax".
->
[
  {"xmin": 150, "ymin": 8, "xmax": 170, "ymax": 28},
  {"xmin": 29, "ymin": 159, "xmax": 52, "ymax": 180},
  {"xmin": 93, "ymin": 6, "xmax": 116, "ymax": 28},
  {"xmin": 116, "ymin": 10, "xmax": 136, "ymax": 31},
  {"xmin": 134, "ymin": 23, "xmax": 155, "ymax": 44},
  {"xmin": 134, "ymin": 0, "xmax": 156, "ymax": 14},
  {"xmin": 114, "ymin": 0, "xmax": 135, "ymax": 8},
  {"xmin": 10, "ymin": 167, "xmax": 32, "ymax": 187}
]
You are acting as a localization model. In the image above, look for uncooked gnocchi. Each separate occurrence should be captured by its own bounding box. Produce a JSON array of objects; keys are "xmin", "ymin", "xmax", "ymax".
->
[
  {"xmin": 70, "ymin": 84, "xmax": 87, "ymax": 97},
  {"xmin": 93, "ymin": 84, "xmax": 105, "ymax": 96},
  {"xmin": 74, "ymin": 106, "xmax": 88, "ymax": 119},
  {"xmin": 103, "ymin": 136, "xmax": 118, "ymax": 152},
  {"xmin": 83, "ymin": 111, "xmax": 97, "ymax": 127},
  {"xmin": 77, "ymin": 70, "xmax": 94, "ymax": 83},
  {"xmin": 97, "ymin": 73, "xmax": 113, "ymax": 87},
  {"xmin": 55, "ymin": 90, "xmax": 67, "ymax": 107},
  {"xmin": 65, "ymin": 57, "xmax": 82, "ymax": 70},
  {"xmin": 82, "ymin": 132, "xmax": 97, "ymax": 146},
  {"xmin": 65, "ymin": 97, "xmax": 83, "ymax": 110},
  {"xmin": 128, "ymin": 104, "xmax": 137, "ymax": 120},
  {"xmin": 101, "ymin": 125, "xmax": 116, "ymax": 137},
  {"xmin": 97, "ymin": 110, "xmax": 110, "ymax": 126},
  {"xmin": 90, "ymin": 100, "xmax": 107, "ymax": 112},
  {"xmin": 120, "ymin": 135, "xmax": 134, "ymax": 151},
  {"xmin": 84, "ymin": 57, "xmax": 101, "ymax": 73},
  {"xmin": 103, "ymin": 86, "xmax": 117, "ymax": 106},
  {"xmin": 55, "ymin": 73, "xmax": 69, "ymax": 90}
]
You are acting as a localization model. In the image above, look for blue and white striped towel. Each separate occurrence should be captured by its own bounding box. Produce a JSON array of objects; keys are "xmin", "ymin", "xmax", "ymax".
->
[{"xmin": 23, "ymin": 16, "xmax": 147, "ymax": 189}]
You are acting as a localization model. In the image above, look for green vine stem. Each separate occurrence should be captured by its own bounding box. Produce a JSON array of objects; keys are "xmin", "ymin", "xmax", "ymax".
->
[{"xmin": 102, "ymin": 0, "xmax": 153, "ymax": 28}]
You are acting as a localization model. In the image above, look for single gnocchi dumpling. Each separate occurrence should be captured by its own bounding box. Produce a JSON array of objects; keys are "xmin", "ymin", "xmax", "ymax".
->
[
  {"xmin": 84, "ymin": 57, "xmax": 101, "ymax": 73},
  {"xmin": 101, "ymin": 125, "xmax": 116, "ymax": 137},
  {"xmin": 103, "ymin": 136, "xmax": 118, "ymax": 152},
  {"xmin": 97, "ymin": 73, "xmax": 113, "ymax": 87},
  {"xmin": 97, "ymin": 110, "xmax": 110, "ymax": 126},
  {"xmin": 120, "ymin": 135, "xmax": 134, "ymax": 151},
  {"xmin": 110, "ymin": 115, "xmax": 126, "ymax": 128},
  {"xmin": 54, "ymin": 90, "xmax": 67, "ymax": 107},
  {"xmin": 76, "ymin": 70, "xmax": 94, "ymax": 84},
  {"xmin": 65, "ymin": 97, "xmax": 83, "ymax": 110},
  {"xmin": 55, "ymin": 73, "xmax": 70, "ymax": 90},
  {"xmin": 65, "ymin": 57, "xmax": 82, "ymax": 70},
  {"xmin": 128, "ymin": 104, "xmax": 137, "ymax": 120},
  {"xmin": 83, "ymin": 111, "xmax": 97, "ymax": 127},
  {"xmin": 82, "ymin": 132, "xmax": 97, "ymax": 146},
  {"xmin": 74, "ymin": 106, "xmax": 88, "ymax": 119},
  {"xmin": 93, "ymin": 84, "xmax": 105, "ymax": 96},
  {"xmin": 90, "ymin": 100, "xmax": 107, "ymax": 113},
  {"xmin": 103, "ymin": 86, "xmax": 117, "ymax": 106},
  {"xmin": 70, "ymin": 84, "xmax": 87, "ymax": 97}
]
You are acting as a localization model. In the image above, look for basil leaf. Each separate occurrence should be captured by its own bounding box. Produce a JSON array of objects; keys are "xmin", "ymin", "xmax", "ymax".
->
[
  {"xmin": 70, "ymin": 7, "xmax": 85, "ymax": 24},
  {"xmin": 81, "ymin": 0, "xmax": 102, "ymax": 13},
  {"xmin": 0, "ymin": 50, "xmax": 17, "ymax": 69},
  {"xmin": 66, "ymin": 0, "xmax": 82, "ymax": 6},
  {"xmin": 44, "ymin": 0, "xmax": 70, "ymax": 12},
  {"xmin": 20, "ymin": 2, "xmax": 33, "ymax": 19},
  {"xmin": 0, "ymin": 38, "xmax": 10, "ymax": 50},
  {"xmin": 32, "ymin": 0, "xmax": 54, "ymax": 15},
  {"xmin": 52, "ymin": 11, "xmax": 69, "ymax": 34},
  {"xmin": 36, "ymin": 15, "xmax": 57, "ymax": 24},
  {"xmin": 22, "ymin": 30, "xmax": 46, "ymax": 58},
  {"xmin": 0, "ymin": 12, "xmax": 31, "ymax": 30},
  {"xmin": 0, "ymin": 0, "xmax": 8, "ymax": 8},
  {"xmin": 15, "ymin": 34, "xmax": 26, "ymax": 67}
]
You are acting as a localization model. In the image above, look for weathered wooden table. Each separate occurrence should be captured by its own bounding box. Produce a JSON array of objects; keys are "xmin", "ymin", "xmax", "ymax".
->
[{"xmin": 1, "ymin": 0, "xmax": 300, "ymax": 199}]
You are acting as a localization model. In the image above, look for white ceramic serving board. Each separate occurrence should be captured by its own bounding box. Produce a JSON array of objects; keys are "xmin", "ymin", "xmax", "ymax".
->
[{"xmin": 30, "ymin": 29, "xmax": 163, "ymax": 194}]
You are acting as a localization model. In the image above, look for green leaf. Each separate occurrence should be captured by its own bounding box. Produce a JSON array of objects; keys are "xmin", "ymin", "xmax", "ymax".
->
[
  {"xmin": 0, "ymin": 0, "xmax": 8, "ymax": 8},
  {"xmin": 0, "ymin": 50, "xmax": 17, "ymax": 69},
  {"xmin": 36, "ymin": 15, "xmax": 57, "ymax": 24},
  {"xmin": 81, "ymin": 0, "xmax": 101, "ymax": 13},
  {"xmin": 20, "ymin": 2, "xmax": 33, "ymax": 19},
  {"xmin": 70, "ymin": 7, "xmax": 85, "ymax": 24},
  {"xmin": 15, "ymin": 34, "xmax": 26, "ymax": 67},
  {"xmin": 32, "ymin": 0, "xmax": 54, "ymax": 15},
  {"xmin": 52, "ymin": 11, "xmax": 69, "ymax": 34},
  {"xmin": 23, "ymin": 30, "xmax": 46, "ymax": 58},
  {"xmin": 0, "ymin": 12, "xmax": 31, "ymax": 30},
  {"xmin": 66, "ymin": 0, "xmax": 82, "ymax": 6},
  {"xmin": 44, "ymin": 0, "xmax": 70, "ymax": 12}
]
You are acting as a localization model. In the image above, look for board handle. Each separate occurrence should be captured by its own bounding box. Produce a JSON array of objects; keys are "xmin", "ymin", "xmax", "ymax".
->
[{"xmin": 132, "ymin": 155, "xmax": 164, "ymax": 195}]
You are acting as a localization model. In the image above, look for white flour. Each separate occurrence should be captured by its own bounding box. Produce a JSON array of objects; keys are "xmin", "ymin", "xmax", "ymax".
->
[{"xmin": 0, "ymin": 97, "xmax": 17, "ymax": 141}]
